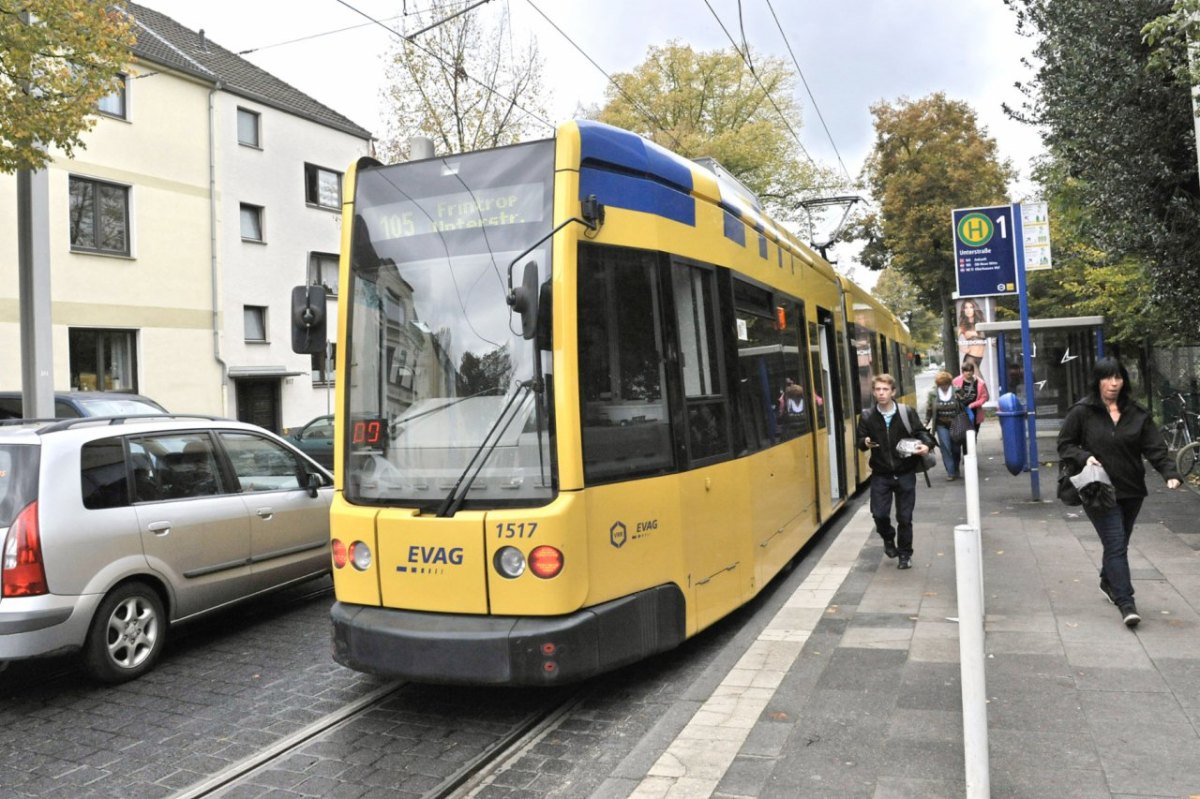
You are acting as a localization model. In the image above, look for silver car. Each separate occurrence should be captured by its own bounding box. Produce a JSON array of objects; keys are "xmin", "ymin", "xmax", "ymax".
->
[{"xmin": 0, "ymin": 416, "xmax": 333, "ymax": 683}]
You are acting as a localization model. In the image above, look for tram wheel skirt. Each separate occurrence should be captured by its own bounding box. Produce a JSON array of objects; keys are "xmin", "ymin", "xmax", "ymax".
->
[{"xmin": 331, "ymin": 584, "xmax": 686, "ymax": 685}]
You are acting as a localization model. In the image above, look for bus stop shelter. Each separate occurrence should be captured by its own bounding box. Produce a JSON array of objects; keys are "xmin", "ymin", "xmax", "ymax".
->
[{"xmin": 976, "ymin": 315, "xmax": 1104, "ymax": 435}]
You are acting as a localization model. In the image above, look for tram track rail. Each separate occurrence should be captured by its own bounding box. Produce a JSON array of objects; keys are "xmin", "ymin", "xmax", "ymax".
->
[
  {"xmin": 169, "ymin": 680, "xmax": 405, "ymax": 799},
  {"xmin": 166, "ymin": 676, "xmax": 593, "ymax": 799}
]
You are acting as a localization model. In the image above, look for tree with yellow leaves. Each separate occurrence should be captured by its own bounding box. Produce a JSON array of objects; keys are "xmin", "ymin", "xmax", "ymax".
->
[{"xmin": 0, "ymin": 0, "xmax": 134, "ymax": 173}]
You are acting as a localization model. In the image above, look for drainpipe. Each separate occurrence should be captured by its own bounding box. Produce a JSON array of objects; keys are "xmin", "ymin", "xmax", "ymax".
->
[{"xmin": 208, "ymin": 82, "xmax": 229, "ymax": 416}]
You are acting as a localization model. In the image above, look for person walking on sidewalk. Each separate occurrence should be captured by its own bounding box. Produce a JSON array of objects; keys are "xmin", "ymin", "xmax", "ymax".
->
[
  {"xmin": 856, "ymin": 374, "xmax": 934, "ymax": 570},
  {"xmin": 953, "ymin": 360, "xmax": 988, "ymax": 437},
  {"xmin": 925, "ymin": 370, "xmax": 963, "ymax": 481},
  {"xmin": 1057, "ymin": 356, "xmax": 1181, "ymax": 628}
]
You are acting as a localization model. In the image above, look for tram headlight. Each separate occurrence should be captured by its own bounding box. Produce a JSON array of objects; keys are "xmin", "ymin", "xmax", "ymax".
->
[
  {"xmin": 529, "ymin": 546, "xmax": 563, "ymax": 579},
  {"xmin": 331, "ymin": 539, "xmax": 347, "ymax": 568},
  {"xmin": 494, "ymin": 546, "xmax": 526, "ymax": 578},
  {"xmin": 349, "ymin": 541, "xmax": 372, "ymax": 571}
]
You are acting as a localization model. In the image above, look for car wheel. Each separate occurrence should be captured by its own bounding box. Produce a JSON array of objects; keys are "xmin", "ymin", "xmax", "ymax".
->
[{"xmin": 83, "ymin": 582, "xmax": 166, "ymax": 683}]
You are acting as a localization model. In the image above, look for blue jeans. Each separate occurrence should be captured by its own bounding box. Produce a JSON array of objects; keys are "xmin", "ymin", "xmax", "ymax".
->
[
  {"xmin": 870, "ymin": 472, "xmax": 917, "ymax": 556},
  {"xmin": 1084, "ymin": 497, "xmax": 1144, "ymax": 606},
  {"xmin": 935, "ymin": 424, "xmax": 961, "ymax": 477}
]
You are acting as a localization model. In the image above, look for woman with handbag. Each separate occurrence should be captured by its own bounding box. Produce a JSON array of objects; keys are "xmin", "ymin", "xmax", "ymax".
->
[
  {"xmin": 953, "ymin": 360, "xmax": 988, "ymax": 435},
  {"xmin": 1057, "ymin": 357, "xmax": 1181, "ymax": 628},
  {"xmin": 925, "ymin": 370, "xmax": 964, "ymax": 480}
]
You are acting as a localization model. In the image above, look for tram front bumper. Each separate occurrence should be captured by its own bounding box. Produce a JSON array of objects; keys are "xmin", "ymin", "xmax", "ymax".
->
[{"xmin": 330, "ymin": 584, "xmax": 685, "ymax": 685}]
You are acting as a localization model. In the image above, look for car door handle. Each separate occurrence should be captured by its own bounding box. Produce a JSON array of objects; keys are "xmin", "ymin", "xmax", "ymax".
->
[
  {"xmin": 256, "ymin": 508, "xmax": 274, "ymax": 520},
  {"xmin": 147, "ymin": 521, "xmax": 171, "ymax": 535}
]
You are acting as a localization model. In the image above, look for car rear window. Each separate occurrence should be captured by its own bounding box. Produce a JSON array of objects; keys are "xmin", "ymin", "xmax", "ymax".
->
[
  {"xmin": 73, "ymin": 397, "xmax": 165, "ymax": 416},
  {"xmin": 0, "ymin": 445, "xmax": 40, "ymax": 526}
]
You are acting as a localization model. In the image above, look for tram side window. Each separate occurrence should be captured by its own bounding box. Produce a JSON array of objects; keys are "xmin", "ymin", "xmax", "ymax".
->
[
  {"xmin": 729, "ymin": 281, "xmax": 806, "ymax": 448},
  {"xmin": 577, "ymin": 245, "xmax": 675, "ymax": 484},
  {"xmin": 672, "ymin": 264, "xmax": 731, "ymax": 463}
]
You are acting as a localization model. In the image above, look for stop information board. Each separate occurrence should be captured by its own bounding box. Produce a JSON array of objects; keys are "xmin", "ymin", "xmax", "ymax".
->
[{"xmin": 953, "ymin": 204, "xmax": 1017, "ymax": 298}]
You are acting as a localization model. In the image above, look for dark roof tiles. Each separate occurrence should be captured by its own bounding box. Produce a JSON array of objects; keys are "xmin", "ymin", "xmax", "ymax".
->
[{"xmin": 125, "ymin": 2, "xmax": 372, "ymax": 139}]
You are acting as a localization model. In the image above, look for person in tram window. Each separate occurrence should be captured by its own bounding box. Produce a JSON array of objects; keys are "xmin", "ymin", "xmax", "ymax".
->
[
  {"xmin": 855, "ymin": 373, "xmax": 934, "ymax": 570},
  {"xmin": 1057, "ymin": 357, "xmax": 1181, "ymax": 628},
  {"xmin": 925, "ymin": 370, "xmax": 963, "ymax": 481},
  {"xmin": 782, "ymin": 382, "xmax": 810, "ymax": 435}
]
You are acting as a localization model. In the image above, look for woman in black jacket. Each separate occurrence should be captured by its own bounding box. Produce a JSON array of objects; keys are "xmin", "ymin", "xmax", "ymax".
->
[{"xmin": 1057, "ymin": 357, "xmax": 1181, "ymax": 628}]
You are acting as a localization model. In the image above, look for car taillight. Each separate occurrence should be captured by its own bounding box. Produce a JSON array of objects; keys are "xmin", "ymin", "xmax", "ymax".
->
[
  {"xmin": 3, "ymin": 501, "xmax": 48, "ymax": 597},
  {"xmin": 528, "ymin": 546, "xmax": 563, "ymax": 579},
  {"xmin": 331, "ymin": 538, "xmax": 348, "ymax": 568}
]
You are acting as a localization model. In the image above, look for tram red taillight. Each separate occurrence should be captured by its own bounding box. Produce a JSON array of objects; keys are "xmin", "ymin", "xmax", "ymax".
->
[
  {"xmin": 331, "ymin": 539, "xmax": 347, "ymax": 568},
  {"xmin": 528, "ymin": 546, "xmax": 563, "ymax": 579}
]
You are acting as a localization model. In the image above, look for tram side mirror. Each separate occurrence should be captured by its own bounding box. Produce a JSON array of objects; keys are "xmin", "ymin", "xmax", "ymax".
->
[
  {"xmin": 291, "ymin": 285, "xmax": 327, "ymax": 354},
  {"xmin": 509, "ymin": 261, "xmax": 540, "ymax": 340},
  {"xmin": 581, "ymin": 194, "xmax": 605, "ymax": 229}
]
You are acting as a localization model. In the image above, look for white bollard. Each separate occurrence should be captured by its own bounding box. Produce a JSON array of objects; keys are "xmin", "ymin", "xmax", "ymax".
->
[
  {"xmin": 963, "ymin": 429, "xmax": 985, "ymax": 607},
  {"xmin": 955, "ymin": 523, "xmax": 991, "ymax": 799}
]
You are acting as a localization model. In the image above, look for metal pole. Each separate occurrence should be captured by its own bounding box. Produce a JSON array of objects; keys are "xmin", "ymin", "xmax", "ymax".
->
[
  {"xmin": 1013, "ymin": 203, "xmax": 1041, "ymax": 501},
  {"xmin": 17, "ymin": 166, "xmax": 55, "ymax": 418},
  {"xmin": 955, "ymin": 523, "xmax": 991, "ymax": 799}
]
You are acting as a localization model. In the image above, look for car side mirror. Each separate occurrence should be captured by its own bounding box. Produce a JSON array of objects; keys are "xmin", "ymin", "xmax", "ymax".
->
[{"xmin": 305, "ymin": 471, "xmax": 322, "ymax": 498}]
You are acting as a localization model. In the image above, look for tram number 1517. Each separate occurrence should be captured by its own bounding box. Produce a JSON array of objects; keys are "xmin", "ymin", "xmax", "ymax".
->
[{"xmin": 495, "ymin": 522, "xmax": 538, "ymax": 539}]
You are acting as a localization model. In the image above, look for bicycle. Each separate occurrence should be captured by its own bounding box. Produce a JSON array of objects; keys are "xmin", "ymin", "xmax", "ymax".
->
[
  {"xmin": 1159, "ymin": 392, "xmax": 1199, "ymax": 452},
  {"xmin": 1176, "ymin": 439, "xmax": 1200, "ymax": 495}
]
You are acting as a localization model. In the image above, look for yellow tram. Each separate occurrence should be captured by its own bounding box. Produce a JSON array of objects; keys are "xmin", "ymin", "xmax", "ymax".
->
[{"xmin": 319, "ymin": 121, "xmax": 917, "ymax": 684}]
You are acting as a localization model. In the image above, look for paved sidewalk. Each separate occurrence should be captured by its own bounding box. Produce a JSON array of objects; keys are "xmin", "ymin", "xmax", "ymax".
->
[{"xmin": 607, "ymin": 426, "xmax": 1200, "ymax": 798}]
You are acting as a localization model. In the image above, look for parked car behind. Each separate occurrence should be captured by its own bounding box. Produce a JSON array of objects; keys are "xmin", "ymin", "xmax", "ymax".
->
[
  {"xmin": 0, "ymin": 415, "xmax": 333, "ymax": 683},
  {"xmin": 285, "ymin": 414, "xmax": 334, "ymax": 469},
  {"xmin": 0, "ymin": 391, "xmax": 167, "ymax": 420}
]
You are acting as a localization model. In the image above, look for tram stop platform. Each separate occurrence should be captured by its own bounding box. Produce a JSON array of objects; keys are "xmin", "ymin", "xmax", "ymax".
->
[{"xmin": 595, "ymin": 423, "xmax": 1200, "ymax": 799}]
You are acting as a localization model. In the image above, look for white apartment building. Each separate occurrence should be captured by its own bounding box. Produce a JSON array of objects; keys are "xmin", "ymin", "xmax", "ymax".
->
[{"xmin": 0, "ymin": 3, "xmax": 372, "ymax": 431}]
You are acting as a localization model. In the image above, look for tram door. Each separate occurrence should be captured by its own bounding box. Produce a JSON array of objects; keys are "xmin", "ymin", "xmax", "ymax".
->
[{"xmin": 816, "ymin": 311, "xmax": 843, "ymax": 502}]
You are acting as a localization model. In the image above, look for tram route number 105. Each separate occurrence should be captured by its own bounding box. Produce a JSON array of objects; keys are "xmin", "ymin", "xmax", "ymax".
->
[
  {"xmin": 351, "ymin": 418, "xmax": 385, "ymax": 446},
  {"xmin": 495, "ymin": 522, "xmax": 537, "ymax": 539}
]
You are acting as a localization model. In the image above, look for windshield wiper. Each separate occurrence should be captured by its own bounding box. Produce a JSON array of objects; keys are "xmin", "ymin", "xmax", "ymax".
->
[{"xmin": 434, "ymin": 380, "xmax": 536, "ymax": 517}]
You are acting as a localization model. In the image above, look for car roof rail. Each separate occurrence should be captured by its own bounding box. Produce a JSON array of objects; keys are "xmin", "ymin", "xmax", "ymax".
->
[{"xmin": 36, "ymin": 414, "xmax": 228, "ymax": 435}]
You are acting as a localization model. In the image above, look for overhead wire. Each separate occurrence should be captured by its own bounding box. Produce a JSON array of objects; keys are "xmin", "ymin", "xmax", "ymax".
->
[
  {"xmin": 521, "ymin": 0, "xmax": 686, "ymax": 152},
  {"xmin": 235, "ymin": 16, "xmax": 403, "ymax": 55},
  {"xmin": 762, "ymin": 0, "xmax": 853, "ymax": 184},
  {"xmin": 699, "ymin": 0, "xmax": 818, "ymax": 171},
  {"xmin": 332, "ymin": 0, "xmax": 555, "ymax": 133}
]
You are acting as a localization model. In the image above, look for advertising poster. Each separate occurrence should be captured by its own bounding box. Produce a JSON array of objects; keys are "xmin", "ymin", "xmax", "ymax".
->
[{"xmin": 956, "ymin": 296, "xmax": 999, "ymax": 406}]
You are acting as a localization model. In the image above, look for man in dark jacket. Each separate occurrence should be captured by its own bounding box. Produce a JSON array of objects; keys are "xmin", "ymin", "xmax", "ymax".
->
[{"xmin": 856, "ymin": 373, "xmax": 935, "ymax": 570}]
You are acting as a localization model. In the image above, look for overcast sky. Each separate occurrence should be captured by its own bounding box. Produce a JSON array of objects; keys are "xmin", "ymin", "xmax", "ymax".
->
[{"xmin": 140, "ymin": 0, "xmax": 1043, "ymax": 280}]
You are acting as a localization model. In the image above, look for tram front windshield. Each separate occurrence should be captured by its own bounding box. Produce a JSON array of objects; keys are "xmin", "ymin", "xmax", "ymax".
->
[{"xmin": 344, "ymin": 140, "xmax": 556, "ymax": 511}]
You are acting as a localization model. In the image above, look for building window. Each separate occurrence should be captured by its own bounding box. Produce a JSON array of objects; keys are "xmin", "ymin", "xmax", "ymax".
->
[
  {"xmin": 304, "ymin": 163, "xmax": 341, "ymax": 210},
  {"xmin": 240, "ymin": 203, "xmax": 264, "ymax": 241},
  {"xmin": 309, "ymin": 252, "xmax": 339, "ymax": 296},
  {"xmin": 312, "ymin": 342, "xmax": 336, "ymax": 385},
  {"xmin": 69, "ymin": 328, "xmax": 137, "ymax": 391},
  {"xmin": 244, "ymin": 306, "xmax": 267, "ymax": 342},
  {"xmin": 97, "ymin": 74, "xmax": 127, "ymax": 119},
  {"xmin": 237, "ymin": 107, "xmax": 260, "ymax": 147},
  {"xmin": 69, "ymin": 176, "xmax": 130, "ymax": 255}
]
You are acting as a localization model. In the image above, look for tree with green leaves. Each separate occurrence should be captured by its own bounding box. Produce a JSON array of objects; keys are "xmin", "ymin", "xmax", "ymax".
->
[
  {"xmin": 380, "ymin": 0, "xmax": 548, "ymax": 160},
  {"xmin": 1021, "ymin": 162, "xmax": 1171, "ymax": 347},
  {"xmin": 590, "ymin": 41, "xmax": 836, "ymax": 223},
  {"xmin": 0, "ymin": 0, "xmax": 134, "ymax": 173},
  {"xmin": 871, "ymin": 268, "xmax": 941, "ymax": 358},
  {"xmin": 1005, "ymin": 0, "xmax": 1200, "ymax": 341},
  {"xmin": 851, "ymin": 93, "xmax": 1013, "ymax": 357}
]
